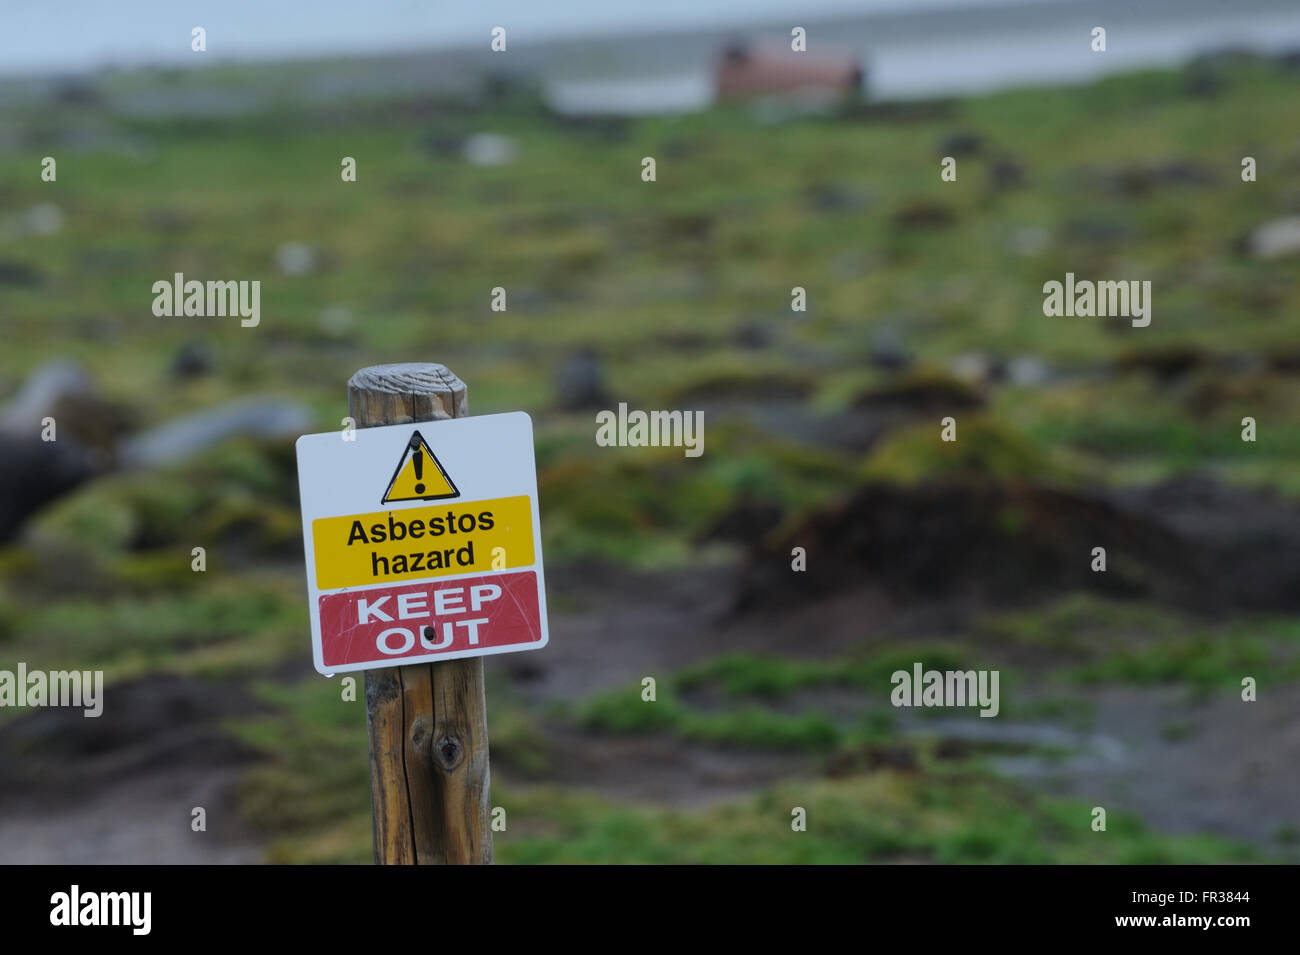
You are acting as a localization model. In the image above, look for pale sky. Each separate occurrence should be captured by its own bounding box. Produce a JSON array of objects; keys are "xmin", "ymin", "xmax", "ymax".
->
[{"xmin": 2, "ymin": 0, "xmax": 1050, "ymax": 75}]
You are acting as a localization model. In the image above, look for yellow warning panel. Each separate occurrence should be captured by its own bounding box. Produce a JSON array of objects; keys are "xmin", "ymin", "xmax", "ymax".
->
[
  {"xmin": 381, "ymin": 430, "xmax": 458, "ymax": 504},
  {"xmin": 313, "ymin": 495, "xmax": 534, "ymax": 590}
]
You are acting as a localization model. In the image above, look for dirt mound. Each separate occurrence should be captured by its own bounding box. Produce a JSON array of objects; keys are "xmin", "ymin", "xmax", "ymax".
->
[
  {"xmin": 0, "ymin": 674, "xmax": 263, "ymax": 799},
  {"xmin": 734, "ymin": 477, "xmax": 1300, "ymax": 615},
  {"xmin": 0, "ymin": 674, "xmax": 267, "ymax": 863}
]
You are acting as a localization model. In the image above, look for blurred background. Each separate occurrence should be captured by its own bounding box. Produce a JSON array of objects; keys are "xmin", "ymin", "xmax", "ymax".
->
[{"xmin": 1, "ymin": 0, "xmax": 1299, "ymax": 863}]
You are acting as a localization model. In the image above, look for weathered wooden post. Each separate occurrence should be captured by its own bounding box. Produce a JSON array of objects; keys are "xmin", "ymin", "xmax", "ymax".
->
[{"xmin": 348, "ymin": 363, "xmax": 492, "ymax": 865}]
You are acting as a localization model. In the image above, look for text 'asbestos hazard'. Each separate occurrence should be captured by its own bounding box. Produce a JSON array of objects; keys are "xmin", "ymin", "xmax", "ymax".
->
[{"xmin": 312, "ymin": 495, "xmax": 533, "ymax": 590}]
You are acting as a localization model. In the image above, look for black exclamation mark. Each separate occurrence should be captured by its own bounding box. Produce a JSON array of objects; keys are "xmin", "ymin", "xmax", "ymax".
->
[{"xmin": 412, "ymin": 442, "xmax": 425, "ymax": 495}]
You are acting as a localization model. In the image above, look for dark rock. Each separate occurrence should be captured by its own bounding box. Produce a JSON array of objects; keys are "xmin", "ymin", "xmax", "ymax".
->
[
  {"xmin": 733, "ymin": 320, "xmax": 772, "ymax": 350},
  {"xmin": 987, "ymin": 156, "xmax": 1026, "ymax": 191},
  {"xmin": 1183, "ymin": 62, "xmax": 1223, "ymax": 98},
  {"xmin": 661, "ymin": 137, "xmax": 700, "ymax": 160},
  {"xmin": 549, "ymin": 114, "xmax": 632, "ymax": 143},
  {"xmin": 1108, "ymin": 161, "xmax": 1217, "ymax": 196},
  {"xmin": 826, "ymin": 744, "xmax": 918, "ymax": 777},
  {"xmin": 482, "ymin": 71, "xmax": 525, "ymax": 102},
  {"xmin": 891, "ymin": 201, "xmax": 956, "ymax": 231},
  {"xmin": 170, "ymin": 342, "xmax": 213, "ymax": 379},
  {"xmin": 934, "ymin": 738, "xmax": 973, "ymax": 761},
  {"xmin": 868, "ymin": 326, "xmax": 912, "ymax": 371},
  {"xmin": 698, "ymin": 499, "xmax": 784, "ymax": 548},
  {"xmin": 418, "ymin": 132, "xmax": 463, "ymax": 159},
  {"xmin": 1181, "ymin": 50, "xmax": 1249, "ymax": 98},
  {"xmin": 145, "ymin": 208, "xmax": 195, "ymax": 233},
  {"xmin": 658, "ymin": 213, "xmax": 714, "ymax": 242},
  {"xmin": 1182, "ymin": 49, "xmax": 1261, "ymax": 97},
  {"xmin": 851, "ymin": 375, "xmax": 983, "ymax": 415},
  {"xmin": 0, "ymin": 261, "xmax": 43, "ymax": 287},
  {"xmin": 555, "ymin": 349, "xmax": 610, "ymax": 411},
  {"xmin": 506, "ymin": 660, "xmax": 547, "ymax": 683},
  {"xmin": 654, "ymin": 329, "xmax": 711, "ymax": 351},
  {"xmin": 805, "ymin": 182, "xmax": 871, "ymax": 213},
  {"xmin": 1114, "ymin": 347, "xmax": 1207, "ymax": 381},
  {"xmin": 673, "ymin": 372, "xmax": 811, "ymax": 403},
  {"xmin": 0, "ymin": 438, "xmax": 99, "ymax": 542},
  {"xmin": 1151, "ymin": 160, "xmax": 1217, "ymax": 187},
  {"xmin": 1269, "ymin": 351, "xmax": 1300, "ymax": 373},
  {"xmin": 509, "ymin": 287, "xmax": 552, "ymax": 313},
  {"xmin": 938, "ymin": 132, "xmax": 983, "ymax": 157},
  {"xmin": 53, "ymin": 79, "xmax": 101, "ymax": 107},
  {"xmin": 76, "ymin": 249, "xmax": 135, "ymax": 273},
  {"xmin": 1115, "ymin": 476, "xmax": 1300, "ymax": 610}
]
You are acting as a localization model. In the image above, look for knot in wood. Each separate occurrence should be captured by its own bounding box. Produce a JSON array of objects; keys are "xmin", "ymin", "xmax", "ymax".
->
[
  {"xmin": 409, "ymin": 717, "xmax": 430, "ymax": 751},
  {"xmin": 434, "ymin": 735, "xmax": 463, "ymax": 770}
]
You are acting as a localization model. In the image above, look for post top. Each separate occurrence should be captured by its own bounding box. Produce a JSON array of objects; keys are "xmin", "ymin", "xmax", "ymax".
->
[{"xmin": 348, "ymin": 363, "xmax": 466, "ymax": 396}]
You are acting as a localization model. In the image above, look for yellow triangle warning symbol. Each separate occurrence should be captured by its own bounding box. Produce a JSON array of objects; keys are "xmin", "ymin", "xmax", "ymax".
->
[{"xmin": 381, "ymin": 430, "xmax": 459, "ymax": 504}]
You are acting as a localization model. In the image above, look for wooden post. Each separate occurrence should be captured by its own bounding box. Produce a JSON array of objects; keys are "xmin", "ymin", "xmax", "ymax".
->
[{"xmin": 348, "ymin": 362, "xmax": 493, "ymax": 865}]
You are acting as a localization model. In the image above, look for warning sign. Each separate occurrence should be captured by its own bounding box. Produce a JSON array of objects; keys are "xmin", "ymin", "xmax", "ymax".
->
[
  {"xmin": 381, "ymin": 430, "xmax": 458, "ymax": 503},
  {"xmin": 295, "ymin": 412, "xmax": 548, "ymax": 674}
]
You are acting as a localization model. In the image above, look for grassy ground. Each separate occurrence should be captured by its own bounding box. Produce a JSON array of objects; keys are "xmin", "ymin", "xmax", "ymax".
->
[{"xmin": 1, "ymin": 54, "xmax": 1298, "ymax": 862}]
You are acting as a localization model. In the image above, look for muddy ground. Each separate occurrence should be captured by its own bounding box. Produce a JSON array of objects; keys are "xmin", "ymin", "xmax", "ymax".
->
[{"xmin": 2, "ymin": 473, "xmax": 1297, "ymax": 863}]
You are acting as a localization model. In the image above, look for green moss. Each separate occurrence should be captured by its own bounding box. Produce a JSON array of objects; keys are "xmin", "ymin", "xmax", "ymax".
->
[
  {"xmin": 229, "ymin": 678, "xmax": 369, "ymax": 862},
  {"xmin": 2, "ymin": 574, "xmax": 304, "ymax": 685},
  {"xmin": 488, "ymin": 772, "xmax": 1259, "ymax": 865},
  {"xmin": 578, "ymin": 685, "xmax": 686, "ymax": 735},
  {"xmin": 1066, "ymin": 636, "xmax": 1277, "ymax": 688},
  {"xmin": 860, "ymin": 416, "xmax": 1087, "ymax": 487},
  {"xmin": 676, "ymin": 654, "xmax": 838, "ymax": 698},
  {"xmin": 577, "ymin": 645, "xmax": 990, "ymax": 751},
  {"xmin": 982, "ymin": 594, "xmax": 1187, "ymax": 651},
  {"xmin": 23, "ymin": 439, "xmax": 302, "ymax": 579}
]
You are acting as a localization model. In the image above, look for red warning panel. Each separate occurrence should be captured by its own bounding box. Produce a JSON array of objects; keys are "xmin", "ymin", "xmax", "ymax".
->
[{"xmin": 319, "ymin": 571, "xmax": 541, "ymax": 669}]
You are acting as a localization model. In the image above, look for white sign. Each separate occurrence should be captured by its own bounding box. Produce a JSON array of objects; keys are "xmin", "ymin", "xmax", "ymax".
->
[{"xmin": 295, "ymin": 412, "xmax": 548, "ymax": 674}]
